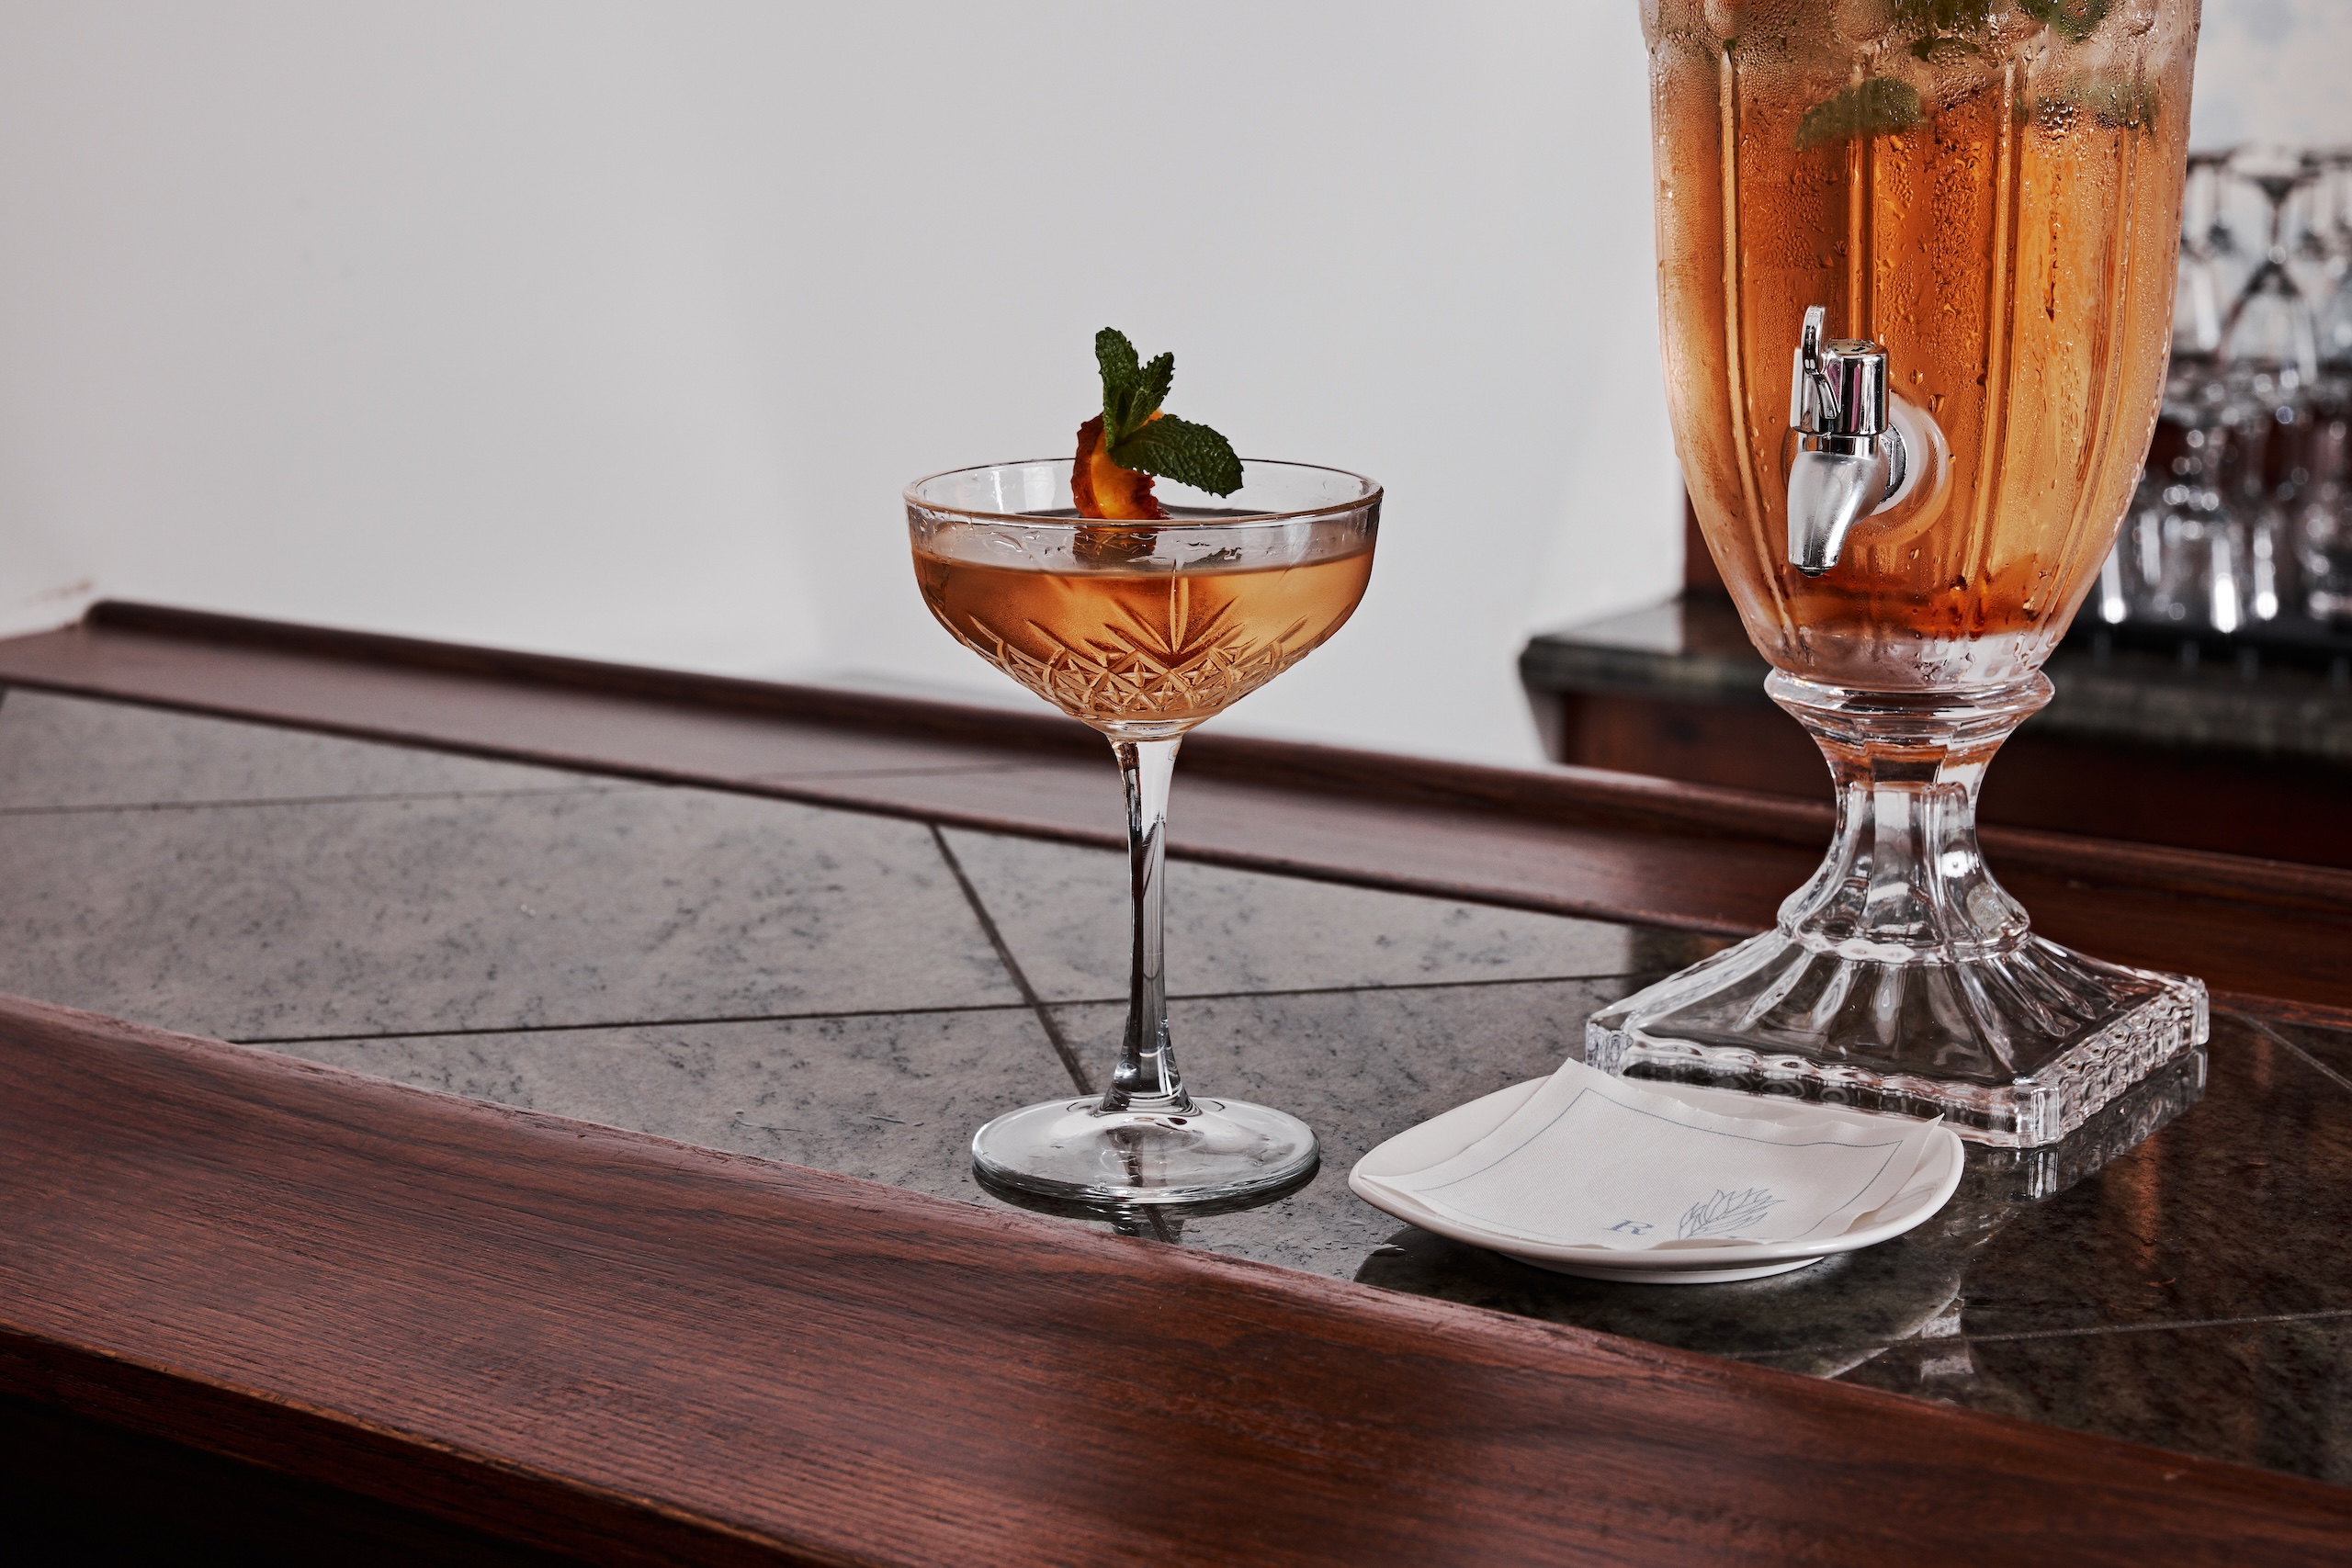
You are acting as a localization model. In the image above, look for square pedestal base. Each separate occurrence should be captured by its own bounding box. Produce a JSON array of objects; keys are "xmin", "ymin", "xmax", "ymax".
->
[{"xmin": 1586, "ymin": 933, "xmax": 2210, "ymax": 1147}]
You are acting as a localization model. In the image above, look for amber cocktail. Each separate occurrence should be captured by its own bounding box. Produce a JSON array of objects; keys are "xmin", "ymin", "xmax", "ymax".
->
[
  {"xmin": 913, "ymin": 531, "xmax": 1374, "ymax": 736},
  {"xmin": 909, "ymin": 459, "xmax": 1378, "ymax": 1202},
  {"xmin": 1591, "ymin": 0, "xmax": 2208, "ymax": 1145}
]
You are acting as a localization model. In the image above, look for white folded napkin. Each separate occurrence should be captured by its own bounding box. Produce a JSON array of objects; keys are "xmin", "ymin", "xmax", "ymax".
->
[{"xmin": 1358, "ymin": 1058, "xmax": 1943, "ymax": 1252}]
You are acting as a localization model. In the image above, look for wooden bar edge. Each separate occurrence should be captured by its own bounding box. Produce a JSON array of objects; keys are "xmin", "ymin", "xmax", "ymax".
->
[{"xmin": 6, "ymin": 992, "xmax": 2350, "ymax": 1565}]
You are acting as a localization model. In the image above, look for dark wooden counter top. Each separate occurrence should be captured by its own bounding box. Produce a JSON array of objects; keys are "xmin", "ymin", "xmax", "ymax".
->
[
  {"xmin": 3, "ymin": 602, "xmax": 2350, "ymax": 1562},
  {"xmin": 5, "ymin": 601, "xmax": 2349, "ymax": 1011}
]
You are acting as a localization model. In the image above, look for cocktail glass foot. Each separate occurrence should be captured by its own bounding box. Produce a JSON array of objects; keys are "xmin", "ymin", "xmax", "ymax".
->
[{"xmin": 973, "ymin": 1096, "xmax": 1318, "ymax": 1207}]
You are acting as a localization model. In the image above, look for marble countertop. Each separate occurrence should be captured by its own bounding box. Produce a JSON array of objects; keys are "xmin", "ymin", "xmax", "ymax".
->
[
  {"xmin": 1521, "ymin": 595, "xmax": 2352, "ymax": 763},
  {"xmin": 3, "ymin": 686, "xmax": 2345, "ymax": 1488}
]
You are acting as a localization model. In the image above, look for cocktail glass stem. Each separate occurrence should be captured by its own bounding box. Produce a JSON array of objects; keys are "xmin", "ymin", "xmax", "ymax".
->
[{"xmin": 1102, "ymin": 737, "xmax": 1193, "ymax": 1114}]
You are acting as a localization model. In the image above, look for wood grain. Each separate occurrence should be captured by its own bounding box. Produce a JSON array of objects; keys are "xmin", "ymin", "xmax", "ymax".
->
[
  {"xmin": 5, "ymin": 993, "xmax": 2347, "ymax": 1566},
  {"xmin": 1, "ymin": 604, "xmax": 2347, "ymax": 1006}
]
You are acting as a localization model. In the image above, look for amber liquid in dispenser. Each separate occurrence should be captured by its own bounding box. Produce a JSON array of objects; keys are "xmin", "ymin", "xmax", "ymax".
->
[
  {"xmin": 913, "ymin": 543, "xmax": 1373, "ymax": 729},
  {"xmin": 1648, "ymin": 3, "xmax": 2196, "ymax": 686}
]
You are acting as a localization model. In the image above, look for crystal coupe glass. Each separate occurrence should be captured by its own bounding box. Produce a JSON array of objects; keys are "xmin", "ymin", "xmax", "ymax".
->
[
  {"xmin": 908, "ymin": 459, "xmax": 1379, "ymax": 1201},
  {"xmin": 1594, "ymin": 1, "xmax": 2209, "ymax": 1146}
]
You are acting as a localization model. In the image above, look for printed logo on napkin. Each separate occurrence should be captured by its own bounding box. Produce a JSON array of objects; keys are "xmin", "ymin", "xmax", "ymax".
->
[{"xmin": 1373, "ymin": 1060, "xmax": 1943, "ymax": 1251}]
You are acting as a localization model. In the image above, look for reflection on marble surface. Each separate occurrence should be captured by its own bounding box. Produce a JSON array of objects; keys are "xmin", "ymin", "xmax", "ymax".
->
[
  {"xmin": 1350, "ymin": 1021, "xmax": 2352, "ymax": 1483},
  {"xmin": 11, "ymin": 691, "xmax": 2351, "ymax": 1484},
  {"xmin": 1358, "ymin": 1224, "xmax": 1965, "ymax": 1377},
  {"xmin": 1355, "ymin": 1049, "xmax": 2206, "ymax": 1374},
  {"xmin": 2261, "ymin": 1016, "xmax": 2352, "ymax": 1093},
  {"xmin": 974, "ymin": 1165, "xmax": 1320, "ymax": 1246},
  {"xmin": 1042, "ymin": 979, "xmax": 1652, "ymax": 1276},
  {"xmin": 1829, "ymin": 1314, "xmax": 2352, "ymax": 1486},
  {"xmin": 282, "ymin": 1009, "xmax": 1064, "ymax": 1206},
  {"xmin": 1969, "ymin": 1046, "xmax": 2208, "ymax": 1205},
  {"xmin": 0, "ymin": 787, "xmax": 1023, "ymax": 1038},
  {"xmin": 0, "ymin": 689, "xmax": 613, "ymax": 806},
  {"xmin": 940, "ymin": 827, "xmax": 1711, "ymax": 1001},
  {"xmin": 1952, "ymin": 1022, "xmax": 2351, "ymax": 1337}
]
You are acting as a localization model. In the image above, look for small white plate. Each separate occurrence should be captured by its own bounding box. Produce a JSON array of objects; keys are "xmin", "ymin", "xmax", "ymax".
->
[{"xmin": 1350, "ymin": 1077, "xmax": 1966, "ymax": 1284}]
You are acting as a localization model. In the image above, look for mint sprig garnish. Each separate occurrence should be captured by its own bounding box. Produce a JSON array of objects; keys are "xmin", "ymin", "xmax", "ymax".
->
[
  {"xmin": 2019, "ymin": 0, "xmax": 2110, "ymax": 42},
  {"xmin": 2036, "ymin": 73, "xmax": 2159, "ymax": 131},
  {"xmin": 1910, "ymin": 34, "xmax": 1981, "ymax": 62},
  {"xmin": 1092, "ymin": 327, "xmax": 1243, "ymax": 497},
  {"xmin": 1892, "ymin": 0, "xmax": 1995, "ymax": 29},
  {"xmin": 1890, "ymin": 0, "xmax": 2110, "ymax": 42},
  {"xmin": 1886, "ymin": 0, "xmax": 2111, "ymax": 67},
  {"xmin": 1794, "ymin": 77, "xmax": 1923, "ymax": 150}
]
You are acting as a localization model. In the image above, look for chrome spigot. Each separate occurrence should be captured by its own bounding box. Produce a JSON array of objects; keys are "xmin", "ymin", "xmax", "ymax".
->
[{"xmin": 1786, "ymin": 305, "xmax": 1909, "ymax": 575}]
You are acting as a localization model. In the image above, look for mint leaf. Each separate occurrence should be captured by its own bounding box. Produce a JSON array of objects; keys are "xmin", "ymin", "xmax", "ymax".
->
[
  {"xmin": 2036, "ymin": 74, "xmax": 2159, "ymax": 131},
  {"xmin": 1892, "ymin": 0, "xmax": 1996, "ymax": 30},
  {"xmin": 2019, "ymin": 0, "xmax": 2110, "ymax": 42},
  {"xmin": 1096, "ymin": 329, "xmax": 1178, "ymax": 446},
  {"xmin": 1095, "ymin": 327, "xmax": 1139, "ymax": 399},
  {"xmin": 1107, "ymin": 352, "xmax": 1172, "ymax": 446},
  {"xmin": 1891, "ymin": 1, "xmax": 1996, "ymax": 60},
  {"xmin": 1910, "ymin": 35, "xmax": 1981, "ymax": 62},
  {"xmin": 1110, "ymin": 414, "xmax": 1243, "ymax": 497},
  {"xmin": 1133, "ymin": 351, "xmax": 1173, "ymax": 427},
  {"xmin": 1794, "ymin": 77, "xmax": 1923, "ymax": 151},
  {"xmin": 1889, "ymin": 0, "xmax": 2109, "ymax": 46}
]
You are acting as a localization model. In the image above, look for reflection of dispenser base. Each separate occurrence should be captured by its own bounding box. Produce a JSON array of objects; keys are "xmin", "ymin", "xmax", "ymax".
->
[{"xmin": 1586, "ymin": 933, "xmax": 2208, "ymax": 1148}]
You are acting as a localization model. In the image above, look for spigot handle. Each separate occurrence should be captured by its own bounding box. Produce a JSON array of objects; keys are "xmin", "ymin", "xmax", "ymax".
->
[
  {"xmin": 1791, "ymin": 306, "xmax": 1891, "ymax": 438},
  {"xmin": 1794, "ymin": 306, "xmax": 1839, "ymax": 427},
  {"xmin": 1785, "ymin": 305, "xmax": 1906, "ymax": 576}
]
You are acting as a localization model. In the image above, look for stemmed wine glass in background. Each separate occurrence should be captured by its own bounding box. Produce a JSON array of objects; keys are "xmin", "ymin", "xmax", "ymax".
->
[
  {"xmin": 2312, "ymin": 150, "xmax": 2352, "ymax": 372},
  {"xmin": 2220, "ymin": 146, "xmax": 2321, "ymax": 379},
  {"xmin": 2174, "ymin": 151, "xmax": 2233, "ymax": 360},
  {"xmin": 2300, "ymin": 151, "xmax": 2352, "ymax": 625},
  {"xmin": 2103, "ymin": 143, "xmax": 2352, "ymax": 642},
  {"xmin": 2225, "ymin": 149, "xmax": 2324, "ymax": 632},
  {"xmin": 906, "ymin": 459, "xmax": 1379, "ymax": 1204},
  {"xmin": 2103, "ymin": 152, "xmax": 2236, "ymax": 631}
]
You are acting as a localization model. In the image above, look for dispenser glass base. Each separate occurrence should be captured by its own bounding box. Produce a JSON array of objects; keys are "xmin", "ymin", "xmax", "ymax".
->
[
  {"xmin": 1587, "ymin": 932, "xmax": 2209, "ymax": 1148},
  {"xmin": 971, "ymin": 1096, "xmax": 1319, "ymax": 1205}
]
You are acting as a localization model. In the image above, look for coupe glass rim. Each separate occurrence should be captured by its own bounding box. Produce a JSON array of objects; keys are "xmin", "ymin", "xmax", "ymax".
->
[{"xmin": 904, "ymin": 457, "xmax": 1381, "ymax": 526}]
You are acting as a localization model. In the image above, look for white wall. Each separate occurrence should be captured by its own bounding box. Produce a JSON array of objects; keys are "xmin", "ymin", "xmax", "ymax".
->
[
  {"xmin": 2188, "ymin": 0, "xmax": 2352, "ymax": 150},
  {"xmin": 0, "ymin": 0, "xmax": 1676, "ymax": 765},
  {"xmin": 0, "ymin": 3, "xmax": 2337, "ymax": 765}
]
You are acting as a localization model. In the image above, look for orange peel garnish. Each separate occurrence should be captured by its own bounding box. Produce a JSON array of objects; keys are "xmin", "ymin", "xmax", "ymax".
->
[{"xmin": 1070, "ymin": 413, "xmax": 1167, "ymax": 521}]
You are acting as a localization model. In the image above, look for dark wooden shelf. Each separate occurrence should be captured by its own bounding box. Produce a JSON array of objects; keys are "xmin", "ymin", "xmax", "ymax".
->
[{"xmin": 1520, "ymin": 593, "xmax": 2352, "ymax": 869}]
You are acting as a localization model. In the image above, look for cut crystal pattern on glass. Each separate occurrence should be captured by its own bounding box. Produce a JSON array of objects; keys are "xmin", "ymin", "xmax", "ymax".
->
[
  {"xmin": 947, "ymin": 583, "xmax": 1320, "ymax": 727},
  {"xmin": 1587, "ymin": 934, "xmax": 2207, "ymax": 1148},
  {"xmin": 1587, "ymin": 674, "xmax": 2208, "ymax": 1147}
]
